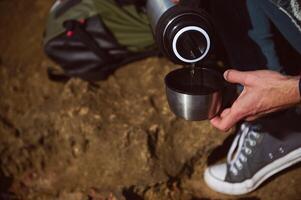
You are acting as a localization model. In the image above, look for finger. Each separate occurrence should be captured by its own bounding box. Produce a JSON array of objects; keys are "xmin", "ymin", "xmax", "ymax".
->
[
  {"xmin": 210, "ymin": 108, "xmax": 242, "ymax": 132},
  {"xmin": 220, "ymin": 108, "xmax": 231, "ymax": 118},
  {"xmin": 210, "ymin": 116, "xmax": 235, "ymax": 132},
  {"xmin": 245, "ymin": 115, "xmax": 261, "ymax": 121},
  {"xmin": 224, "ymin": 70, "xmax": 249, "ymax": 85},
  {"xmin": 245, "ymin": 106, "xmax": 286, "ymax": 121}
]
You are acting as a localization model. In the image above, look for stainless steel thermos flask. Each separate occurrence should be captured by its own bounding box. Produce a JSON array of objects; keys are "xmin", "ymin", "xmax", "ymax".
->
[{"xmin": 146, "ymin": 0, "xmax": 213, "ymax": 64}]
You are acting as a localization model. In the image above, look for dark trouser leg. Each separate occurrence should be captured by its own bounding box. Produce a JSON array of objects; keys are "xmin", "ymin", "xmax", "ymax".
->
[
  {"xmin": 259, "ymin": 0, "xmax": 301, "ymax": 55},
  {"xmin": 210, "ymin": 0, "xmax": 282, "ymax": 71},
  {"xmin": 246, "ymin": 0, "xmax": 282, "ymax": 71}
]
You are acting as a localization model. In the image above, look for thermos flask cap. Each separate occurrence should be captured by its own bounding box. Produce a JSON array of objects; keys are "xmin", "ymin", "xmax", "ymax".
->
[{"xmin": 147, "ymin": 0, "xmax": 213, "ymax": 64}]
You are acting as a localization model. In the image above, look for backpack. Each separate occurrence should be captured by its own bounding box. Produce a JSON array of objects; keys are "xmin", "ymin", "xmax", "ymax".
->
[{"xmin": 43, "ymin": 0, "xmax": 157, "ymax": 81}]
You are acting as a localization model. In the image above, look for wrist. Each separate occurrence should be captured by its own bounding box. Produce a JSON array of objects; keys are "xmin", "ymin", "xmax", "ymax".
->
[{"xmin": 286, "ymin": 76, "xmax": 301, "ymax": 103}]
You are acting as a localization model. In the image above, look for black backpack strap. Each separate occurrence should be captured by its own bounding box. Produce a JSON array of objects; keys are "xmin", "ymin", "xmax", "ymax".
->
[
  {"xmin": 74, "ymin": 50, "xmax": 159, "ymax": 81},
  {"xmin": 47, "ymin": 50, "xmax": 159, "ymax": 82},
  {"xmin": 63, "ymin": 20, "xmax": 112, "ymax": 61}
]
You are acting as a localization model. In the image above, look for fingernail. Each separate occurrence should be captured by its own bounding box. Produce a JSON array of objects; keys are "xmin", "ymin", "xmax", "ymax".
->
[{"xmin": 224, "ymin": 70, "xmax": 230, "ymax": 80}]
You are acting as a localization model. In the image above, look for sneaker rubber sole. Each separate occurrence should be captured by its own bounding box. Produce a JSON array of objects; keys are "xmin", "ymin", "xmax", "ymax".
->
[{"xmin": 204, "ymin": 147, "xmax": 301, "ymax": 195}]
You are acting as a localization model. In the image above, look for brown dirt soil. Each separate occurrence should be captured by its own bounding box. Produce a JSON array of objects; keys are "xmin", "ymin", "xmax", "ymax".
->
[{"xmin": 0, "ymin": 0, "xmax": 300, "ymax": 200}]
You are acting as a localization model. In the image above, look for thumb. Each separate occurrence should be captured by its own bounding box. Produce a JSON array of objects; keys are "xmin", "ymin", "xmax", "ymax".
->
[{"xmin": 224, "ymin": 70, "xmax": 249, "ymax": 85}]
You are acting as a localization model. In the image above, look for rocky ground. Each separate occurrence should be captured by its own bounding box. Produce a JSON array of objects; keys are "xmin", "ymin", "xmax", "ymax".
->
[{"xmin": 0, "ymin": 0, "xmax": 300, "ymax": 199}]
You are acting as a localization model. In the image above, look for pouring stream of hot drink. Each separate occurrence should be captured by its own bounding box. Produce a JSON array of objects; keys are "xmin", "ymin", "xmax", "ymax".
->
[{"xmin": 185, "ymin": 61, "xmax": 216, "ymax": 95}]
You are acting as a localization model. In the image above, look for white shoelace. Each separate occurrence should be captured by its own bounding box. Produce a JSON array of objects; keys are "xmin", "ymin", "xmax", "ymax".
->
[{"xmin": 227, "ymin": 123, "xmax": 260, "ymax": 175}]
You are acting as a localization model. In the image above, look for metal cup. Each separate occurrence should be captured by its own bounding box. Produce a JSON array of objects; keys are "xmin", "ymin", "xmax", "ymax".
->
[{"xmin": 165, "ymin": 67, "xmax": 235, "ymax": 121}]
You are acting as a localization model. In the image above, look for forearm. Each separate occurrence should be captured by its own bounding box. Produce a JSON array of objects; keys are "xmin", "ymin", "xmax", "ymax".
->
[{"xmin": 277, "ymin": 75, "xmax": 301, "ymax": 107}]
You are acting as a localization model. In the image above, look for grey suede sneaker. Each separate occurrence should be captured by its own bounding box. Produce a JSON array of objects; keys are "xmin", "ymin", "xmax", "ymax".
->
[{"xmin": 204, "ymin": 123, "xmax": 301, "ymax": 195}]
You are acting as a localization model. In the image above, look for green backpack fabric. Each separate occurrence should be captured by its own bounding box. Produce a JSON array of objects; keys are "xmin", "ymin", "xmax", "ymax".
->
[{"xmin": 44, "ymin": 0, "xmax": 157, "ymax": 81}]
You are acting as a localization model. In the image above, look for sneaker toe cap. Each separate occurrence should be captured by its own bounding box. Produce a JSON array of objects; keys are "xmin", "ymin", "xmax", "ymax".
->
[{"xmin": 206, "ymin": 163, "xmax": 227, "ymax": 181}]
